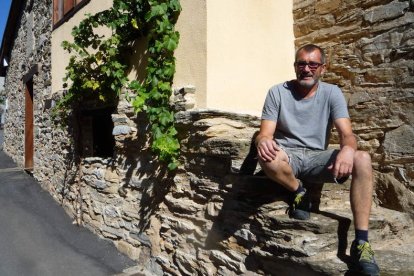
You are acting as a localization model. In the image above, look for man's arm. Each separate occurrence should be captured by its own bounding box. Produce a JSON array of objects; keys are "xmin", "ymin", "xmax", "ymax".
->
[
  {"xmin": 331, "ymin": 117, "xmax": 357, "ymax": 179},
  {"xmin": 255, "ymin": 120, "xmax": 279, "ymax": 162}
]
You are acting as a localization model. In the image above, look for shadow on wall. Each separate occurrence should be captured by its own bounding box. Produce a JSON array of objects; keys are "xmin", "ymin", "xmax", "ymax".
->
[
  {"xmin": 204, "ymin": 132, "xmax": 288, "ymax": 271},
  {"xmin": 204, "ymin": 132, "xmax": 354, "ymax": 274},
  {"xmin": 59, "ymin": 108, "xmax": 176, "ymax": 235},
  {"xmin": 114, "ymin": 114, "xmax": 175, "ymax": 232},
  {"xmin": 59, "ymin": 105, "xmax": 117, "ymax": 206}
]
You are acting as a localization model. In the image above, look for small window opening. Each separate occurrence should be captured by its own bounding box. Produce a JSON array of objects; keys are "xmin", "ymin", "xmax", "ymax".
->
[
  {"xmin": 53, "ymin": 0, "xmax": 90, "ymax": 28},
  {"xmin": 80, "ymin": 106, "xmax": 115, "ymax": 158}
]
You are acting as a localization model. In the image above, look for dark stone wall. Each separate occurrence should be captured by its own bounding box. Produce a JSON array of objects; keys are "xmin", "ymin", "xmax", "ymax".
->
[{"xmin": 2, "ymin": 0, "xmax": 77, "ymax": 209}]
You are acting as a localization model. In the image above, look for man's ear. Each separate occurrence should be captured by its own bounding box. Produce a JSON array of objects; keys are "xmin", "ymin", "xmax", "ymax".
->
[{"xmin": 321, "ymin": 64, "xmax": 327, "ymax": 75}]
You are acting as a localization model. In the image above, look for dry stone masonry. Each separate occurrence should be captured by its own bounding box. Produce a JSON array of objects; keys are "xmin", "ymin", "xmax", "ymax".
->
[
  {"xmin": 2, "ymin": 0, "xmax": 414, "ymax": 275},
  {"xmin": 294, "ymin": 0, "xmax": 414, "ymax": 215}
]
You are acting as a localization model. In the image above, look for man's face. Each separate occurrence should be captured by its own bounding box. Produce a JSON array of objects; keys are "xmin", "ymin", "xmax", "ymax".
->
[{"xmin": 294, "ymin": 49, "xmax": 326, "ymax": 89}]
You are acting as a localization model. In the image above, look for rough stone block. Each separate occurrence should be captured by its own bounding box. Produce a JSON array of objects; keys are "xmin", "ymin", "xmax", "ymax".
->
[
  {"xmin": 112, "ymin": 125, "xmax": 134, "ymax": 136},
  {"xmin": 315, "ymin": 0, "xmax": 341, "ymax": 15},
  {"xmin": 129, "ymin": 231, "xmax": 152, "ymax": 247},
  {"xmin": 210, "ymin": 250, "xmax": 247, "ymax": 274},
  {"xmin": 115, "ymin": 240, "xmax": 141, "ymax": 260},
  {"xmin": 364, "ymin": 1, "xmax": 409, "ymax": 23},
  {"xmin": 164, "ymin": 194, "xmax": 203, "ymax": 215},
  {"xmin": 174, "ymin": 249, "xmax": 200, "ymax": 275},
  {"xmin": 383, "ymin": 125, "xmax": 414, "ymax": 157}
]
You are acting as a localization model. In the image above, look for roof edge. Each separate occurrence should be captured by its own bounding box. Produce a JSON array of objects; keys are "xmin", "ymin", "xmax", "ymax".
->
[{"xmin": 0, "ymin": 0, "xmax": 25, "ymax": 77}]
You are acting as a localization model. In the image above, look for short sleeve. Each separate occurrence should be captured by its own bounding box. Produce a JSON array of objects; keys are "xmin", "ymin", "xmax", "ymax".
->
[
  {"xmin": 261, "ymin": 86, "xmax": 280, "ymax": 121},
  {"xmin": 330, "ymin": 86, "xmax": 349, "ymax": 120}
]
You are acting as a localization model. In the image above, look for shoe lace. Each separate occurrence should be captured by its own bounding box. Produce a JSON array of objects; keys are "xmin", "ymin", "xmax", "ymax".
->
[
  {"xmin": 358, "ymin": 242, "xmax": 375, "ymax": 262},
  {"xmin": 292, "ymin": 191, "xmax": 305, "ymax": 209},
  {"xmin": 286, "ymin": 190, "xmax": 305, "ymax": 215}
]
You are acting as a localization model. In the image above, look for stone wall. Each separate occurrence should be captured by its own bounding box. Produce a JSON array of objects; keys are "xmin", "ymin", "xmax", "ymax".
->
[
  {"xmin": 2, "ymin": 0, "xmax": 76, "ymax": 208},
  {"xmin": 82, "ymin": 1, "xmax": 414, "ymax": 273},
  {"xmin": 4, "ymin": 0, "xmax": 52, "ymax": 164},
  {"xmin": 2, "ymin": 0, "xmax": 414, "ymax": 275},
  {"xmin": 294, "ymin": 0, "xmax": 414, "ymax": 213},
  {"xmin": 72, "ymin": 88, "xmax": 414, "ymax": 275}
]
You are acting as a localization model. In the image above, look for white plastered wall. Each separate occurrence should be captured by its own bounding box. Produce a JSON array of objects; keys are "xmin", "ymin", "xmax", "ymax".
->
[
  {"xmin": 205, "ymin": 0, "xmax": 295, "ymax": 115},
  {"xmin": 52, "ymin": 0, "xmax": 295, "ymax": 116},
  {"xmin": 173, "ymin": 0, "xmax": 207, "ymax": 108}
]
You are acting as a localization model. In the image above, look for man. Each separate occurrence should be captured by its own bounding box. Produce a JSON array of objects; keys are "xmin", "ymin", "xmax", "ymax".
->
[{"xmin": 255, "ymin": 44, "xmax": 379, "ymax": 275}]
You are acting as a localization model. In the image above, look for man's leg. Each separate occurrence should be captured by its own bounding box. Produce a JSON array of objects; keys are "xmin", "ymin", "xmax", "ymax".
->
[
  {"xmin": 258, "ymin": 150, "xmax": 298, "ymax": 192},
  {"xmin": 350, "ymin": 150, "xmax": 373, "ymax": 233},
  {"xmin": 259, "ymin": 150, "xmax": 311, "ymax": 220},
  {"xmin": 350, "ymin": 150, "xmax": 379, "ymax": 275}
]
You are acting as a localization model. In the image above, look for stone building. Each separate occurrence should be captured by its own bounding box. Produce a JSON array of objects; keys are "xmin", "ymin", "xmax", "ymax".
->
[
  {"xmin": 0, "ymin": 0, "xmax": 413, "ymax": 275},
  {"xmin": 0, "ymin": 77, "xmax": 5, "ymax": 127}
]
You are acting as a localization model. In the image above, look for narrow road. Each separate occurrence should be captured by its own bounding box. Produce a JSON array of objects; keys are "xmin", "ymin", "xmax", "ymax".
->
[{"xmin": 0, "ymin": 129, "xmax": 136, "ymax": 276}]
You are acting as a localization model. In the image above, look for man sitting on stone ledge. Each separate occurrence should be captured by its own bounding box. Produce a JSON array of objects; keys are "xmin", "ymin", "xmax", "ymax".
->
[{"xmin": 255, "ymin": 44, "xmax": 380, "ymax": 276}]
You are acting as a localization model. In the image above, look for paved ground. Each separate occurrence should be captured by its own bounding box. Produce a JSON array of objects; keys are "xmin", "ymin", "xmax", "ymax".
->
[{"xmin": 0, "ymin": 130, "xmax": 136, "ymax": 276}]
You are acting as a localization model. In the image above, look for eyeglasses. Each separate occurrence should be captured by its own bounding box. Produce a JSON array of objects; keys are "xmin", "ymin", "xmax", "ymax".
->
[{"xmin": 295, "ymin": 61, "xmax": 324, "ymax": 70}]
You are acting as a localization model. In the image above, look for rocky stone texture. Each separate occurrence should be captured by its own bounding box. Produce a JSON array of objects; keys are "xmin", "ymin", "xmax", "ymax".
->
[
  {"xmin": 2, "ymin": 0, "xmax": 414, "ymax": 275},
  {"xmin": 3, "ymin": 0, "xmax": 52, "ymax": 163},
  {"xmin": 73, "ymin": 88, "xmax": 414, "ymax": 275},
  {"xmin": 294, "ymin": 0, "xmax": 414, "ymax": 215},
  {"xmin": 2, "ymin": 0, "xmax": 78, "ymax": 210}
]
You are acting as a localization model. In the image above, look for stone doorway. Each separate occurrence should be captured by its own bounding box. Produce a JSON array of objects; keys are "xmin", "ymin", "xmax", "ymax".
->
[{"xmin": 24, "ymin": 78, "xmax": 34, "ymax": 170}]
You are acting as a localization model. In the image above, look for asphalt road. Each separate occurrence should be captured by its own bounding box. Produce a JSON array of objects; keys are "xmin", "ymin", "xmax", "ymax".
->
[{"xmin": 0, "ymin": 130, "xmax": 136, "ymax": 276}]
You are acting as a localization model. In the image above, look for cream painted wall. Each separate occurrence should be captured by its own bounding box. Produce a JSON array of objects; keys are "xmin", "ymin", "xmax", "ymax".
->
[
  {"xmin": 173, "ymin": 0, "xmax": 207, "ymax": 108},
  {"xmin": 52, "ymin": 0, "xmax": 208, "ymax": 106},
  {"xmin": 206, "ymin": 0, "xmax": 295, "ymax": 115},
  {"xmin": 52, "ymin": 0, "xmax": 295, "ymax": 115},
  {"xmin": 51, "ymin": 0, "xmax": 113, "ymax": 93}
]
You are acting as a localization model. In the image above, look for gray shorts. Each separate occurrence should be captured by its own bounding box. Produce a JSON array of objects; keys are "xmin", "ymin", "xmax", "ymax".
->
[{"xmin": 280, "ymin": 146, "xmax": 348, "ymax": 184}]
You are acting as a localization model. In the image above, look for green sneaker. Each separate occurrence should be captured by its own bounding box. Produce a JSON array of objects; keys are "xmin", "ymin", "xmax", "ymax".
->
[
  {"xmin": 350, "ymin": 240, "xmax": 380, "ymax": 275},
  {"xmin": 288, "ymin": 188, "xmax": 311, "ymax": 220}
]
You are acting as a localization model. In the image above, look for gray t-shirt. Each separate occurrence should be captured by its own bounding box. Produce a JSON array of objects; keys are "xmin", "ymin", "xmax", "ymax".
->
[{"xmin": 261, "ymin": 81, "xmax": 349, "ymax": 150}]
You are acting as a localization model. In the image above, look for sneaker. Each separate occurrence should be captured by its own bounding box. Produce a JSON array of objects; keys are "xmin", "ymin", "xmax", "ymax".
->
[
  {"xmin": 288, "ymin": 188, "xmax": 311, "ymax": 220},
  {"xmin": 350, "ymin": 240, "xmax": 380, "ymax": 275}
]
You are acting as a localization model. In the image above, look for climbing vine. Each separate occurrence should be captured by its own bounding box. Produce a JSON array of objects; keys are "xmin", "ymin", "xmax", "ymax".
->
[{"xmin": 56, "ymin": 0, "xmax": 181, "ymax": 170}]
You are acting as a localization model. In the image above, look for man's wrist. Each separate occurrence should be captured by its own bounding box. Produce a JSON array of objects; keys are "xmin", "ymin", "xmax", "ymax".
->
[
  {"xmin": 255, "ymin": 137, "xmax": 263, "ymax": 147},
  {"xmin": 341, "ymin": 145, "xmax": 356, "ymax": 153},
  {"xmin": 255, "ymin": 136, "xmax": 271, "ymax": 147}
]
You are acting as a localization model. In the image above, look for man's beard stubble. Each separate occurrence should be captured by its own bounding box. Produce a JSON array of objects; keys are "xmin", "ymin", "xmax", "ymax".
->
[{"xmin": 297, "ymin": 74, "xmax": 317, "ymax": 89}]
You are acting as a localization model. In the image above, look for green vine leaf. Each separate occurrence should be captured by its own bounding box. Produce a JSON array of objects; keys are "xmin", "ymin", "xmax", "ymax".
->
[
  {"xmin": 131, "ymin": 18, "xmax": 139, "ymax": 29},
  {"xmin": 56, "ymin": 0, "xmax": 182, "ymax": 170}
]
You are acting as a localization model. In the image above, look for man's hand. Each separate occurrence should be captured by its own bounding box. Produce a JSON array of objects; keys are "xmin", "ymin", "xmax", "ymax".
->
[
  {"xmin": 331, "ymin": 118, "xmax": 358, "ymax": 180},
  {"xmin": 256, "ymin": 120, "xmax": 279, "ymax": 162},
  {"xmin": 256, "ymin": 137, "xmax": 280, "ymax": 162},
  {"xmin": 328, "ymin": 146, "xmax": 355, "ymax": 179}
]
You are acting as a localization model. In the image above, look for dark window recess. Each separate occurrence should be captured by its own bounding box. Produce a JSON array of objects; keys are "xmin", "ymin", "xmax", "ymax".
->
[{"xmin": 80, "ymin": 107, "xmax": 115, "ymax": 158}]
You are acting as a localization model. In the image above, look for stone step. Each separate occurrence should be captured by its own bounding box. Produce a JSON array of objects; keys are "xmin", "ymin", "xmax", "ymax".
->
[
  {"xmin": 234, "ymin": 175, "xmax": 412, "ymax": 231},
  {"xmin": 214, "ymin": 175, "xmax": 414, "ymax": 274},
  {"xmin": 220, "ymin": 197, "xmax": 406, "ymax": 237},
  {"xmin": 248, "ymin": 224, "xmax": 414, "ymax": 275}
]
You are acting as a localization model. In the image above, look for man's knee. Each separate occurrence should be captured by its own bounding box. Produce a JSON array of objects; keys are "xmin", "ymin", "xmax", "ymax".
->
[
  {"xmin": 352, "ymin": 151, "xmax": 373, "ymax": 179},
  {"xmin": 258, "ymin": 158, "xmax": 277, "ymax": 173},
  {"xmin": 259, "ymin": 158, "xmax": 289, "ymax": 175},
  {"xmin": 354, "ymin": 150, "xmax": 372, "ymax": 166}
]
